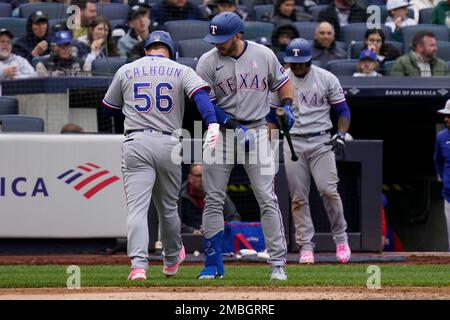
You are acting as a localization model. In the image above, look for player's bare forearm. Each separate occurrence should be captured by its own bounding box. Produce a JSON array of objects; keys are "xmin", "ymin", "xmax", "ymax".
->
[
  {"xmin": 267, "ymin": 122, "xmax": 278, "ymax": 141},
  {"xmin": 337, "ymin": 117, "xmax": 350, "ymax": 134},
  {"xmin": 277, "ymin": 79, "xmax": 294, "ymax": 101}
]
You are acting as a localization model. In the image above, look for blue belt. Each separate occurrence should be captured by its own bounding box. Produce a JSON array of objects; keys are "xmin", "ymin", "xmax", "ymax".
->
[{"xmin": 292, "ymin": 130, "xmax": 330, "ymax": 138}]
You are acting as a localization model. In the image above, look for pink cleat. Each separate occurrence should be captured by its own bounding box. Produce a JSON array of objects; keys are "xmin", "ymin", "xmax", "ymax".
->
[
  {"xmin": 299, "ymin": 250, "xmax": 315, "ymax": 264},
  {"xmin": 336, "ymin": 242, "xmax": 351, "ymax": 263},
  {"xmin": 163, "ymin": 245, "xmax": 186, "ymax": 277},
  {"xmin": 127, "ymin": 268, "xmax": 147, "ymax": 281}
]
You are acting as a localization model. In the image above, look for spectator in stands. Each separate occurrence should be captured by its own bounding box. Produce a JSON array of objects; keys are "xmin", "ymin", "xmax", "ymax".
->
[
  {"xmin": 73, "ymin": 16, "xmax": 119, "ymax": 72},
  {"xmin": 409, "ymin": 0, "xmax": 440, "ymax": 23},
  {"xmin": 203, "ymin": 0, "xmax": 248, "ymax": 20},
  {"xmin": 36, "ymin": 30, "xmax": 85, "ymax": 77},
  {"xmin": 385, "ymin": 0, "xmax": 417, "ymax": 42},
  {"xmin": 430, "ymin": 0, "xmax": 450, "ymax": 26},
  {"xmin": 70, "ymin": 0, "xmax": 98, "ymax": 39},
  {"xmin": 434, "ymin": 99, "xmax": 450, "ymax": 251},
  {"xmin": 389, "ymin": 30, "xmax": 449, "ymax": 76},
  {"xmin": 363, "ymin": 29, "xmax": 401, "ymax": 66},
  {"xmin": 61, "ymin": 123, "xmax": 85, "ymax": 133},
  {"xmin": 0, "ymin": 28, "xmax": 37, "ymax": 81},
  {"xmin": 269, "ymin": 0, "xmax": 313, "ymax": 24},
  {"xmin": 353, "ymin": 49, "xmax": 382, "ymax": 76},
  {"xmin": 13, "ymin": 10, "xmax": 51, "ymax": 64},
  {"xmin": 179, "ymin": 164, "xmax": 240, "ymax": 234},
  {"xmin": 151, "ymin": 0, "xmax": 204, "ymax": 27},
  {"xmin": 317, "ymin": 0, "xmax": 368, "ymax": 40},
  {"xmin": 311, "ymin": 21, "xmax": 346, "ymax": 65},
  {"xmin": 271, "ymin": 21, "xmax": 300, "ymax": 55},
  {"xmin": 254, "ymin": 36, "xmax": 273, "ymax": 49},
  {"xmin": 117, "ymin": 4, "xmax": 151, "ymax": 58}
]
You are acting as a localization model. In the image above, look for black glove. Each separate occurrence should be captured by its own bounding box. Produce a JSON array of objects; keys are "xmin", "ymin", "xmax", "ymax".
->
[{"xmin": 325, "ymin": 133, "xmax": 346, "ymax": 155}]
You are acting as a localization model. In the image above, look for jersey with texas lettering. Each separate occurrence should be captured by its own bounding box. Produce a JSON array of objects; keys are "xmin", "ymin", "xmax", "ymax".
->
[
  {"xmin": 103, "ymin": 55, "xmax": 208, "ymax": 133},
  {"xmin": 270, "ymin": 65, "xmax": 346, "ymax": 135},
  {"xmin": 196, "ymin": 41, "xmax": 289, "ymax": 122}
]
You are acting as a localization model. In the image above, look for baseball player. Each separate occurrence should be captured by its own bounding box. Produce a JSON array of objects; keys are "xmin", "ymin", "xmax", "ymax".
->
[
  {"xmin": 196, "ymin": 12, "xmax": 295, "ymax": 281},
  {"xmin": 268, "ymin": 38, "xmax": 352, "ymax": 264},
  {"xmin": 102, "ymin": 31, "xmax": 220, "ymax": 281},
  {"xmin": 434, "ymin": 99, "xmax": 450, "ymax": 252}
]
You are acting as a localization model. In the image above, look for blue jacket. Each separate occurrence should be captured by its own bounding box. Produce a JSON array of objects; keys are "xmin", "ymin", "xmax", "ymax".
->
[{"xmin": 434, "ymin": 128, "xmax": 450, "ymax": 201}]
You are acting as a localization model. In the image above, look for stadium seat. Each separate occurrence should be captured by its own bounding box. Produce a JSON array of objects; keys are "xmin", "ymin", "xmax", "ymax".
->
[
  {"xmin": 401, "ymin": 25, "xmax": 450, "ymax": 53},
  {"xmin": 437, "ymin": 41, "xmax": 450, "ymax": 62},
  {"xmin": 91, "ymin": 57, "xmax": 127, "ymax": 76},
  {"xmin": 0, "ymin": 96, "xmax": 18, "ymax": 115},
  {"xmin": 349, "ymin": 41, "xmax": 403, "ymax": 59},
  {"xmin": 243, "ymin": 21, "xmax": 274, "ymax": 40},
  {"xmin": 325, "ymin": 59, "xmax": 359, "ymax": 76},
  {"xmin": 0, "ymin": 3, "xmax": 11, "ymax": 17},
  {"xmin": 293, "ymin": 21, "xmax": 319, "ymax": 41},
  {"xmin": 312, "ymin": 60, "xmax": 322, "ymax": 68},
  {"xmin": 418, "ymin": 7, "xmax": 434, "ymax": 24},
  {"xmin": 18, "ymin": 2, "xmax": 66, "ymax": 19},
  {"xmin": 178, "ymin": 39, "xmax": 214, "ymax": 59},
  {"xmin": 0, "ymin": 18, "xmax": 27, "ymax": 39},
  {"xmin": 253, "ymin": 4, "xmax": 273, "ymax": 21},
  {"xmin": 96, "ymin": 3, "xmax": 130, "ymax": 21},
  {"xmin": 341, "ymin": 23, "xmax": 392, "ymax": 46},
  {"xmin": 164, "ymin": 20, "xmax": 209, "ymax": 42},
  {"xmin": 0, "ymin": 115, "xmax": 44, "ymax": 132},
  {"xmin": 382, "ymin": 60, "xmax": 395, "ymax": 76},
  {"xmin": 177, "ymin": 57, "xmax": 198, "ymax": 70},
  {"xmin": 307, "ymin": 4, "xmax": 328, "ymax": 21},
  {"xmin": 109, "ymin": 19, "xmax": 127, "ymax": 30}
]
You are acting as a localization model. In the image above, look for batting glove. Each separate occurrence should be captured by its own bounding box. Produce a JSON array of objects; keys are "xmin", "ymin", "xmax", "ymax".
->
[
  {"xmin": 235, "ymin": 124, "xmax": 255, "ymax": 152},
  {"xmin": 325, "ymin": 132, "xmax": 346, "ymax": 155},
  {"xmin": 203, "ymin": 123, "xmax": 220, "ymax": 150},
  {"xmin": 283, "ymin": 105, "xmax": 295, "ymax": 131}
]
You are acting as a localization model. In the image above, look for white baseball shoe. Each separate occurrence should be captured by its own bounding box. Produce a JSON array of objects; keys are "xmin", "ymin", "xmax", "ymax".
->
[{"xmin": 270, "ymin": 266, "xmax": 288, "ymax": 281}]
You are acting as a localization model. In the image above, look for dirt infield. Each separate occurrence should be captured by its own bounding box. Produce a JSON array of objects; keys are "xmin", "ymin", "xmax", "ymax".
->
[{"xmin": 1, "ymin": 286, "xmax": 449, "ymax": 300}]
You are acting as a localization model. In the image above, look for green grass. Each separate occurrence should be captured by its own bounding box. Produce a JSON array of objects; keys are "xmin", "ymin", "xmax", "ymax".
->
[{"xmin": 0, "ymin": 265, "xmax": 449, "ymax": 288}]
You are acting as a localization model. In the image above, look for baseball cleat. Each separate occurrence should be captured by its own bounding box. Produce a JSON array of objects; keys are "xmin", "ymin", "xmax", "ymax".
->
[
  {"xmin": 299, "ymin": 250, "xmax": 315, "ymax": 264},
  {"xmin": 163, "ymin": 245, "xmax": 185, "ymax": 277},
  {"xmin": 336, "ymin": 242, "xmax": 351, "ymax": 263},
  {"xmin": 127, "ymin": 268, "xmax": 147, "ymax": 281},
  {"xmin": 270, "ymin": 266, "xmax": 288, "ymax": 281},
  {"xmin": 197, "ymin": 266, "xmax": 224, "ymax": 279}
]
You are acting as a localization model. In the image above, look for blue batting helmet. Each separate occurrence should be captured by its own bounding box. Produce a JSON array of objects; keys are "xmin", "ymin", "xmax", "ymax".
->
[
  {"xmin": 203, "ymin": 12, "xmax": 244, "ymax": 44},
  {"xmin": 284, "ymin": 38, "xmax": 312, "ymax": 64},
  {"xmin": 144, "ymin": 31, "xmax": 177, "ymax": 60}
]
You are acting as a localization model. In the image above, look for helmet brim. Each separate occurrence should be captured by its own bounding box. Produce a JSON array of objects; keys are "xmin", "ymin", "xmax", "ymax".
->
[
  {"xmin": 284, "ymin": 55, "xmax": 312, "ymax": 63},
  {"xmin": 203, "ymin": 33, "xmax": 236, "ymax": 44}
]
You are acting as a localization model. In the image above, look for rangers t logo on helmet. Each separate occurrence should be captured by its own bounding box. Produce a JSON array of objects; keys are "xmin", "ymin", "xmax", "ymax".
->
[
  {"xmin": 293, "ymin": 48, "xmax": 300, "ymax": 56},
  {"xmin": 211, "ymin": 25, "xmax": 218, "ymax": 35}
]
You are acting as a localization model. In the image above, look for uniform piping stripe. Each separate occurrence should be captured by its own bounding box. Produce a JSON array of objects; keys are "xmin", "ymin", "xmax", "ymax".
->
[
  {"xmin": 270, "ymin": 77, "xmax": 290, "ymax": 92},
  {"xmin": 189, "ymin": 85, "xmax": 209, "ymax": 98},
  {"xmin": 74, "ymin": 170, "xmax": 109, "ymax": 190},
  {"xmin": 83, "ymin": 176, "xmax": 120, "ymax": 199},
  {"xmin": 65, "ymin": 172, "xmax": 83, "ymax": 184},
  {"xmin": 77, "ymin": 165, "xmax": 92, "ymax": 172},
  {"xmin": 102, "ymin": 99, "xmax": 122, "ymax": 109},
  {"xmin": 270, "ymin": 167, "xmax": 287, "ymax": 264},
  {"xmin": 331, "ymin": 98, "xmax": 346, "ymax": 105},
  {"xmin": 57, "ymin": 169, "xmax": 74, "ymax": 180}
]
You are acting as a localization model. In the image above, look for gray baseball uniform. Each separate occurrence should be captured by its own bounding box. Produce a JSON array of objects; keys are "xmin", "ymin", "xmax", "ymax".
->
[
  {"xmin": 270, "ymin": 65, "xmax": 348, "ymax": 251},
  {"xmin": 196, "ymin": 41, "xmax": 289, "ymax": 267},
  {"xmin": 103, "ymin": 55, "xmax": 209, "ymax": 270}
]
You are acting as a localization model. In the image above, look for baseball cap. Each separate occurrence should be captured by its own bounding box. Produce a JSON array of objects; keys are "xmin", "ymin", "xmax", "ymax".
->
[
  {"xmin": 386, "ymin": 0, "xmax": 408, "ymax": 11},
  {"xmin": 54, "ymin": 30, "xmax": 72, "ymax": 46},
  {"xmin": 30, "ymin": 10, "xmax": 49, "ymax": 24},
  {"xmin": 0, "ymin": 28, "xmax": 13, "ymax": 39},
  {"xmin": 128, "ymin": 4, "xmax": 150, "ymax": 21},
  {"xmin": 437, "ymin": 99, "xmax": 450, "ymax": 115},
  {"xmin": 358, "ymin": 49, "xmax": 377, "ymax": 62}
]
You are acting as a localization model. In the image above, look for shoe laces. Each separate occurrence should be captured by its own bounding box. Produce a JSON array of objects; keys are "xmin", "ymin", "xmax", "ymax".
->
[
  {"xmin": 272, "ymin": 265, "xmax": 287, "ymax": 274},
  {"xmin": 337, "ymin": 243, "xmax": 347, "ymax": 252}
]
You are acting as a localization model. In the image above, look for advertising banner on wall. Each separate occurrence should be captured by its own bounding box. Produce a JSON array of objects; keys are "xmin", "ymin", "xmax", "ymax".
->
[{"xmin": 0, "ymin": 134, "xmax": 128, "ymax": 238}]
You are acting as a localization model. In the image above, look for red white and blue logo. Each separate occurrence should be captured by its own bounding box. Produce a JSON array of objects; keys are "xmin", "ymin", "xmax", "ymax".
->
[{"xmin": 57, "ymin": 163, "xmax": 120, "ymax": 199}]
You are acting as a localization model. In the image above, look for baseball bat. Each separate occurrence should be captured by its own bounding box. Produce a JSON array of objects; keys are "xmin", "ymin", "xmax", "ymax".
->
[{"xmin": 276, "ymin": 108, "xmax": 299, "ymax": 162}]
